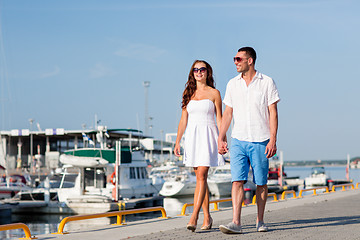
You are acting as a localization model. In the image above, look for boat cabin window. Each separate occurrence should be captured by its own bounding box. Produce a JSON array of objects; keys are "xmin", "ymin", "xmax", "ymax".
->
[
  {"xmin": 85, "ymin": 167, "xmax": 106, "ymax": 188},
  {"xmin": 141, "ymin": 167, "xmax": 147, "ymax": 179},
  {"xmin": 311, "ymin": 167, "xmax": 325, "ymax": 175},
  {"xmin": 129, "ymin": 167, "xmax": 147, "ymax": 179},
  {"xmin": 130, "ymin": 167, "xmax": 136, "ymax": 179},
  {"xmin": 136, "ymin": 167, "xmax": 141, "ymax": 179}
]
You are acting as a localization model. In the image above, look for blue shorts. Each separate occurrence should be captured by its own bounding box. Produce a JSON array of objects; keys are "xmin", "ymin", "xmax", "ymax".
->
[{"xmin": 230, "ymin": 138, "xmax": 269, "ymax": 186}]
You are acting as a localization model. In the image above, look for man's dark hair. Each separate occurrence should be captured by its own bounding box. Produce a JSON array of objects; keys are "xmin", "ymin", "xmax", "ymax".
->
[{"xmin": 238, "ymin": 47, "xmax": 257, "ymax": 64}]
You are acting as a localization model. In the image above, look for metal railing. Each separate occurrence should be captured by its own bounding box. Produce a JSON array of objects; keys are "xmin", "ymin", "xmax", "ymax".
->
[
  {"xmin": 280, "ymin": 190, "xmax": 297, "ymax": 200},
  {"xmin": 331, "ymin": 183, "xmax": 355, "ymax": 192},
  {"xmin": 298, "ymin": 186, "xmax": 329, "ymax": 198},
  {"xmin": 53, "ymin": 206, "xmax": 168, "ymax": 234},
  {"xmin": 0, "ymin": 223, "xmax": 37, "ymax": 239},
  {"xmin": 251, "ymin": 192, "xmax": 278, "ymax": 205},
  {"xmin": 180, "ymin": 198, "xmax": 242, "ymax": 216}
]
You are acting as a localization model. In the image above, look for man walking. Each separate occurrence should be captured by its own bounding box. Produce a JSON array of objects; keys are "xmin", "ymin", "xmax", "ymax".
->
[{"xmin": 218, "ymin": 47, "xmax": 280, "ymax": 234}]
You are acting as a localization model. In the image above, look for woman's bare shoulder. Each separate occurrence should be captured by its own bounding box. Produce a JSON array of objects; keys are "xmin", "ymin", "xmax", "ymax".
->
[{"xmin": 209, "ymin": 88, "xmax": 221, "ymax": 99}]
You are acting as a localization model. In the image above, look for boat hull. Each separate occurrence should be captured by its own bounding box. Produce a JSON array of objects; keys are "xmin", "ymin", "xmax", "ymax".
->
[
  {"xmin": 159, "ymin": 181, "xmax": 196, "ymax": 197},
  {"xmin": 305, "ymin": 174, "xmax": 328, "ymax": 186}
]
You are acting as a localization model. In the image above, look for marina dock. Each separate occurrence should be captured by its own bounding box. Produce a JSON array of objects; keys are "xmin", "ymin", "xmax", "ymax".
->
[{"xmin": 8, "ymin": 187, "xmax": 359, "ymax": 240}]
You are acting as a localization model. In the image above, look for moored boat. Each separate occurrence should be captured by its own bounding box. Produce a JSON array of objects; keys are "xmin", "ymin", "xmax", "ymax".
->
[
  {"xmin": 305, "ymin": 166, "xmax": 330, "ymax": 187},
  {"xmin": 208, "ymin": 164, "xmax": 256, "ymax": 198},
  {"xmin": 159, "ymin": 169, "xmax": 196, "ymax": 197},
  {"xmin": 149, "ymin": 162, "xmax": 179, "ymax": 186},
  {"xmin": 12, "ymin": 128, "xmax": 164, "ymax": 214},
  {"xmin": 0, "ymin": 174, "xmax": 32, "ymax": 199},
  {"xmin": 62, "ymin": 147, "xmax": 162, "ymax": 200}
]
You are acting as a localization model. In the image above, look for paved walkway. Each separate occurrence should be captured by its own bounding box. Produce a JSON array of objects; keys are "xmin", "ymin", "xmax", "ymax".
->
[{"xmin": 24, "ymin": 189, "xmax": 360, "ymax": 239}]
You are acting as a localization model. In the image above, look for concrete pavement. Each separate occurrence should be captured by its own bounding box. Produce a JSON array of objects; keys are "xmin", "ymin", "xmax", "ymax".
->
[{"xmin": 16, "ymin": 188, "xmax": 360, "ymax": 239}]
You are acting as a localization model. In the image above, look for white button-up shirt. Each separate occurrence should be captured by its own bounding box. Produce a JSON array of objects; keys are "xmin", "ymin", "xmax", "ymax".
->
[{"xmin": 223, "ymin": 71, "xmax": 280, "ymax": 142}]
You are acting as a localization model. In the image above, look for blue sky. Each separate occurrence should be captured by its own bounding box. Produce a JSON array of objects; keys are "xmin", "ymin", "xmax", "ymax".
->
[{"xmin": 0, "ymin": 0, "xmax": 359, "ymax": 161}]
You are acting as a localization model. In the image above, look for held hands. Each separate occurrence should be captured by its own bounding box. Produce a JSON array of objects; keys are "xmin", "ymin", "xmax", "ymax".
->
[
  {"xmin": 174, "ymin": 144, "xmax": 181, "ymax": 157},
  {"xmin": 265, "ymin": 140, "xmax": 277, "ymax": 158},
  {"xmin": 218, "ymin": 139, "xmax": 228, "ymax": 155}
]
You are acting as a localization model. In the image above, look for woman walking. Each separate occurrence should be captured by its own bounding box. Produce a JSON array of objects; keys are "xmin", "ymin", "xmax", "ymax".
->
[{"xmin": 174, "ymin": 60, "xmax": 225, "ymax": 232}]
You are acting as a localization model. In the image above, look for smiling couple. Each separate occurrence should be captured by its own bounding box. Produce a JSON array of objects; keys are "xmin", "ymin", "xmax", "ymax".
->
[{"xmin": 174, "ymin": 46, "xmax": 280, "ymax": 234}]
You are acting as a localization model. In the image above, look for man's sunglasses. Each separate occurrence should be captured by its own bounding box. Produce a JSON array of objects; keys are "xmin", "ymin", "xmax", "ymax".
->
[
  {"xmin": 233, "ymin": 57, "xmax": 248, "ymax": 62},
  {"xmin": 193, "ymin": 67, "xmax": 207, "ymax": 73}
]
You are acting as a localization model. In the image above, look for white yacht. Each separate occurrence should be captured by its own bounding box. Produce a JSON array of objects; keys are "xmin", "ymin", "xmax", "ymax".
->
[
  {"xmin": 149, "ymin": 162, "xmax": 180, "ymax": 186},
  {"xmin": 305, "ymin": 166, "xmax": 330, "ymax": 187},
  {"xmin": 57, "ymin": 148, "xmax": 162, "ymax": 202},
  {"xmin": 0, "ymin": 174, "xmax": 32, "ymax": 199},
  {"xmin": 14, "ymin": 169, "xmax": 76, "ymax": 202},
  {"xmin": 208, "ymin": 164, "xmax": 256, "ymax": 198},
  {"xmin": 159, "ymin": 169, "xmax": 197, "ymax": 197}
]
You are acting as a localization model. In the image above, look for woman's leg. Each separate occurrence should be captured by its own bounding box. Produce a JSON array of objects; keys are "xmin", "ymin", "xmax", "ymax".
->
[
  {"xmin": 188, "ymin": 166, "xmax": 210, "ymax": 226},
  {"xmin": 201, "ymin": 183, "xmax": 211, "ymax": 226},
  {"xmin": 189, "ymin": 167, "xmax": 199, "ymax": 225}
]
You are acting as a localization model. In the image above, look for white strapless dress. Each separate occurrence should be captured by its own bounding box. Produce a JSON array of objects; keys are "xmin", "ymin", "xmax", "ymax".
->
[{"xmin": 183, "ymin": 99, "xmax": 225, "ymax": 167}]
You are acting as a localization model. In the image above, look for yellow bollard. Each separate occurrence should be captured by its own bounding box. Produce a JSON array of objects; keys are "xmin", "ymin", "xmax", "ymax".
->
[
  {"xmin": 331, "ymin": 183, "xmax": 355, "ymax": 192},
  {"xmin": 251, "ymin": 193, "xmax": 278, "ymax": 205},
  {"xmin": 117, "ymin": 202, "xmax": 126, "ymax": 225},
  {"xmin": 54, "ymin": 207, "xmax": 169, "ymax": 234},
  {"xmin": 180, "ymin": 198, "xmax": 233, "ymax": 216},
  {"xmin": 298, "ymin": 187, "xmax": 329, "ymax": 198},
  {"xmin": 281, "ymin": 190, "xmax": 297, "ymax": 200}
]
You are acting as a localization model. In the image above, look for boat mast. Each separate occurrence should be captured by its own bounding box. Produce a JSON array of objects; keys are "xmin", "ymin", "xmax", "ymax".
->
[
  {"xmin": 346, "ymin": 153, "xmax": 350, "ymax": 181},
  {"xmin": 115, "ymin": 140, "xmax": 121, "ymax": 201},
  {"xmin": 143, "ymin": 81, "xmax": 150, "ymax": 135}
]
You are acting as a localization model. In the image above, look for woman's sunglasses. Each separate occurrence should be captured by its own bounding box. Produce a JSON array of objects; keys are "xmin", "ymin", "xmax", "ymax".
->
[{"xmin": 193, "ymin": 67, "xmax": 207, "ymax": 73}]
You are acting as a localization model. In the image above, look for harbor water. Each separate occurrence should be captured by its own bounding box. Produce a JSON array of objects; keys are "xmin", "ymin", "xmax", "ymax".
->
[{"xmin": 2, "ymin": 166, "xmax": 360, "ymax": 239}]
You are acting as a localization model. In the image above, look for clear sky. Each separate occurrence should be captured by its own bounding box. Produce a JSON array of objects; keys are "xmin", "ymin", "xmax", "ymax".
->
[{"xmin": 0, "ymin": 0, "xmax": 359, "ymax": 161}]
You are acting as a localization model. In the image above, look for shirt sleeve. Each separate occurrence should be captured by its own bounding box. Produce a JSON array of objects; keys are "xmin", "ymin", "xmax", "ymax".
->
[
  {"xmin": 267, "ymin": 78, "xmax": 280, "ymax": 106},
  {"xmin": 223, "ymin": 81, "xmax": 233, "ymax": 107}
]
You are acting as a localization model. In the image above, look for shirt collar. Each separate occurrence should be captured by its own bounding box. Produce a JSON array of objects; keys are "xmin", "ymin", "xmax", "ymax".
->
[{"xmin": 237, "ymin": 71, "xmax": 262, "ymax": 81}]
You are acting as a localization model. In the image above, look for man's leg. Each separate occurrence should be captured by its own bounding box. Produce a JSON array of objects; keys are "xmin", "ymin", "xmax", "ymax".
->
[
  {"xmin": 219, "ymin": 180, "xmax": 244, "ymax": 234},
  {"xmin": 249, "ymin": 140, "xmax": 270, "ymax": 232},
  {"xmin": 232, "ymin": 181, "xmax": 245, "ymax": 225},
  {"xmin": 220, "ymin": 139, "xmax": 248, "ymax": 234},
  {"xmin": 256, "ymin": 184, "xmax": 268, "ymax": 223}
]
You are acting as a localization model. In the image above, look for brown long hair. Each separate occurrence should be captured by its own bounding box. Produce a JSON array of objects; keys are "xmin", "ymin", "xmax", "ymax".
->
[{"xmin": 181, "ymin": 60, "xmax": 215, "ymax": 108}]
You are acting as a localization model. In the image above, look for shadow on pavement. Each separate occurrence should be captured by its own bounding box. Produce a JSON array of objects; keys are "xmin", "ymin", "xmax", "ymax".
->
[{"xmin": 270, "ymin": 215, "xmax": 360, "ymax": 230}]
